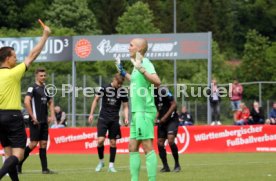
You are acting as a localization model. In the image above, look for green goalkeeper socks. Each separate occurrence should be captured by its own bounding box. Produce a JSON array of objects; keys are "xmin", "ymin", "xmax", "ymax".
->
[
  {"xmin": 130, "ymin": 152, "xmax": 141, "ymax": 181},
  {"xmin": 146, "ymin": 150, "xmax": 157, "ymax": 181}
]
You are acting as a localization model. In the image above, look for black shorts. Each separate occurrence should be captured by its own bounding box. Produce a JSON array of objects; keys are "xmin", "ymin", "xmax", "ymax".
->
[
  {"xmin": 29, "ymin": 121, "xmax": 49, "ymax": 141},
  {"xmin": 158, "ymin": 118, "xmax": 179, "ymax": 139},
  {"xmin": 0, "ymin": 110, "xmax": 27, "ymax": 148},
  {"xmin": 97, "ymin": 117, "xmax": 121, "ymax": 139}
]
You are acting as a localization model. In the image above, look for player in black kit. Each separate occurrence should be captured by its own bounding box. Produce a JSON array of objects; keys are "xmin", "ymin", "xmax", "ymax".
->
[
  {"xmin": 17, "ymin": 68, "xmax": 56, "ymax": 174},
  {"xmin": 154, "ymin": 87, "xmax": 181, "ymax": 172},
  {"xmin": 88, "ymin": 73, "xmax": 129, "ymax": 173}
]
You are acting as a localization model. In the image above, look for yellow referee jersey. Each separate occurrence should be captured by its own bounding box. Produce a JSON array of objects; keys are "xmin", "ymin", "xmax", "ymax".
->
[{"xmin": 0, "ymin": 63, "xmax": 26, "ymax": 110}]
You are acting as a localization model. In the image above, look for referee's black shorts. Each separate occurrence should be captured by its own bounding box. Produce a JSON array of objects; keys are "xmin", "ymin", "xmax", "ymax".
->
[
  {"xmin": 97, "ymin": 116, "xmax": 121, "ymax": 139},
  {"xmin": 28, "ymin": 121, "xmax": 49, "ymax": 141},
  {"xmin": 157, "ymin": 118, "xmax": 179, "ymax": 139},
  {"xmin": 0, "ymin": 110, "xmax": 27, "ymax": 148}
]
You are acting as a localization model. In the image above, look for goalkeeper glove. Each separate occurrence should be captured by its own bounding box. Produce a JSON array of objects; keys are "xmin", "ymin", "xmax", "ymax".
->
[
  {"xmin": 115, "ymin": 56, "xmax": 126, "ymax": 77},
  {"xmin": 131, "ymin": 52, "xmax": 146, "ymax": 74}
]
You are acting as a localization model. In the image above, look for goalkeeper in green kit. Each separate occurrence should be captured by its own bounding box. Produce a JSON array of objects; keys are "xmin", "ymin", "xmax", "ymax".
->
[{"xmin": 116, "ymin": 38, "xmax": 161, "ymax": 181}]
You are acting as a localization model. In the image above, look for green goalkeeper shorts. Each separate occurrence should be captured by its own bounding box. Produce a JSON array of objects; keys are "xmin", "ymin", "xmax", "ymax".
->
[{"xmin": 130, "ymin": 112, "xmax": 156, "ymax": 140}]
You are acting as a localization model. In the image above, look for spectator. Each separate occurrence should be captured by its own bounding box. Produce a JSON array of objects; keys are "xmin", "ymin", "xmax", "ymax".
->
[
  {"xmin": 178, "ymin": 106, "xmax": 194, "ymax": 126},
  {"xmin": 234, "ymin": 102, "xmax": 250, "ymax": 125},
  {"xmin": 51, "ymin": 106, "xmax": 67, "ymax": 128},
  {"xmin": 248, "ymin": 101, "xmax": 265, "ymax": 125},
  {"xmin": 230, "ymin": 79, "xmax": 243, "ymax": 121},
  {"xmin": 209, "ymin": 79, "xmax": 221, "ymax": 125},
  {"xmin": 265, "ymin": 102, "xmax": 276, "ymax": 125}
]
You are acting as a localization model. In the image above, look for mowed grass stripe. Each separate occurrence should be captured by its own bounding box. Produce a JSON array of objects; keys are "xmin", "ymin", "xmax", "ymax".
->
[{"xmin": 1, "ymin": 153, "xmax": 275, "ymax": 181}]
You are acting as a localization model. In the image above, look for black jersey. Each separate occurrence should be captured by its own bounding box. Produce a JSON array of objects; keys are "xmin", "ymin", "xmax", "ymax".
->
[
  {"xmin": 154, "ymin": 88, "xmax": 178, "ymax": 120},
  {"xmin": 97, "ymin": 84, "xmax": 128, "ymax": 121},
  {"xmin": 26, "ymin": 83, "xmax": 51, "ymax": 123}
]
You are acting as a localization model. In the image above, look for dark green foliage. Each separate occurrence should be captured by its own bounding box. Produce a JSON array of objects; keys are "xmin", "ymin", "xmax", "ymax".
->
[
  {"xmin": 116, "ymin": 1, "xmax": 160, "ymax": 34},
  {"xmin": 88, "ymin": 0, "xmax": 127, "ymax": 34},
  {"xmin": 46, "ymin": 0, "xmax": 101, "ymax": 34}
]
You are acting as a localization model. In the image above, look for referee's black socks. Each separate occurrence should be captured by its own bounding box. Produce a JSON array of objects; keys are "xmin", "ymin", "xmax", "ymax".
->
[
  {"xmin": 169, "ymin": 143, "xmax": 180, "ymax": 167},
  {"xmin": 8, "ymin": 164, "xmax": 19, "ymax": 181},
  {"xmin": 158, "ymin": 145, "xmax": 168, "ymax": 168},
  {"xmin": 110, "ymin": 147, "xmax": 117, "ymax": 163},
  {"xmin": 0, "ymin": 155, "xmax": 19, "ymax": 180},
  {"xmin": 39, "ymin": 148, "xmax": 48, "ymax": 171}
]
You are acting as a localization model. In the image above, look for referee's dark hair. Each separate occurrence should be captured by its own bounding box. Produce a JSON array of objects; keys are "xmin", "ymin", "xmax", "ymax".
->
[
  {"xmin": 0, "ymin": 46, "xmax": 14, "ymax": 63},
  {"xmin": 35, "ymin": 67, "xmax": 46, "ymax": 74}
]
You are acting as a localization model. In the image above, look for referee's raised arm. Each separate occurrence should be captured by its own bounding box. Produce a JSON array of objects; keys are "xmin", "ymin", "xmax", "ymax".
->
[
  {"xmin": 0, "ymin": 24, "xmax": 51, "ymax": 180},
  {"xmin": 24, "ymin": 26, "xmax": 51, "ymax": 67}
]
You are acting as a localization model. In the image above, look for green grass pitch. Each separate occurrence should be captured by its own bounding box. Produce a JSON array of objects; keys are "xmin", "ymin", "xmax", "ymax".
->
[{"xmin": 1, "ymin": 153, "xmax": 275, "ymax": 181}]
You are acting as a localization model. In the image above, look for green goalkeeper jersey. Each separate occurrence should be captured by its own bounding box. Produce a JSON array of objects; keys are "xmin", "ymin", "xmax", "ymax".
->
[{"xmin": 130, "ymin": 57, "xmax": 157, "ymax": 113}]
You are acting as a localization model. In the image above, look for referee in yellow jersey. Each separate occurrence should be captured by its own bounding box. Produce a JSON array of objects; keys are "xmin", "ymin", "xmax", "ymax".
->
[{"xmin": 0, "ymin": 25, "xmax": 51, "ymax": 180}]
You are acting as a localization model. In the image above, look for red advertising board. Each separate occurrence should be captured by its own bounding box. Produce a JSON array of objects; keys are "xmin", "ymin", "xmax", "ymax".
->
[{"xmin": 1, "ymin": 125, "xmax": 276, "ymax": 154}]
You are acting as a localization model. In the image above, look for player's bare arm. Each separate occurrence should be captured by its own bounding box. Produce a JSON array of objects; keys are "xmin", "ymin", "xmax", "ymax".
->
[
  {"xmin": 160, "ymin": 100, "xmax": 177, "ymax": 124},
  {"xmin": 24, "ymin": 95, "xmax": 38, "ymax": 125},
  {"xmin": 88, "ymin": 95, "xmax": 100, "ymax": 124},
  {"xmin": 48, "ymin": 99, "xmax": 55, "ymax": 124},
  {"xmin": 124, "ymin": 73, "xmax": 131, "ymax": 81},
  {"xmin": 122, "ymin": 102, "xmax": 129, "ymax": 125}
]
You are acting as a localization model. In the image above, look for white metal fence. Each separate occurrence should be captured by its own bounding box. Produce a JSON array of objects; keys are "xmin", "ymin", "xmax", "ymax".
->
[{"xmin": 21, "ymin": 74, "xmax": 276, "ymax": 126}]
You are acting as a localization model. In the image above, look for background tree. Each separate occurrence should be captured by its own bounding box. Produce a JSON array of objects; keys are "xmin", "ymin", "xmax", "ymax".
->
[
  {"xmin": 0, "ymin": 25, "xmax": 75, "ymax": 37},
  {"xmin": 116, "ymin": 1, "xmax": 160, "ymax": 34},
  {"xmin": 46, "ymin": 0, "xmax": 101, "ymax": 34},
  {"xmin": 0, "ymin": 0, "xmax": 52, "ymax": 29},
  {"xmin": 0, "ymin": 0, "xmax": 23, "ymax": 29},
  {"xmin": 88, "ymin": 0, "xmax": 127, "ymax": 34},
  {"xmin": 265, "ymin": 42, "xmax": 276, "ymax": 80},
  {"xmin": 263, "ymin": 42, "xmax": 276, "ymax": 100},
  {"xmin": 240, "ymin": 29, "xmax": 270, "ymax": 82},
  {"xmin": 238, "ymin": 29, "xmax": 271, "ymax": 100},
  {"xmin": 177, "ymin": 0, "xmax": 197, "ymax": 33},
  {"xmin": 211, "ymin": 1, "xmax": 235, "ymax": 53},
  {"xmin": 194, "ymin": 0, "xmax": 218, "ymax": 40},
  {"xmin": 140, "ymin": 0, "xmax": 174, "ymax": 33},
  {"xmin": 231, "ymin": 0, "xmax": 276, "ymax": 56}
]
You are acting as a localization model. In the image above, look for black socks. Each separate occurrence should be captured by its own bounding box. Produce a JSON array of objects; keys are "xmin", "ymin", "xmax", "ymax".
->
[
  {"xmin": 97, "ymin": 146, "xmax": 104, "ymax": 160},
  {"xmin": 169, "ymin": 143, "xmax": 179, "ymax": 167},
  {"xmin": 39, "ymin": 148, "xmax": 48, "ymax": 171},
  {"xmin": 19, "ymin": 146, "xmax": 32, "ymax": 166},
  {"xmin": 109, "ymin": 147, "xmax": 117, "ymax": 163},
  {"xmin": 0, "ymin": 155, "xmax": 19, "ymax": 180},
  {"xmin": 158, "ymin": 145, "xmax": 168, "ymax": 167}
]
